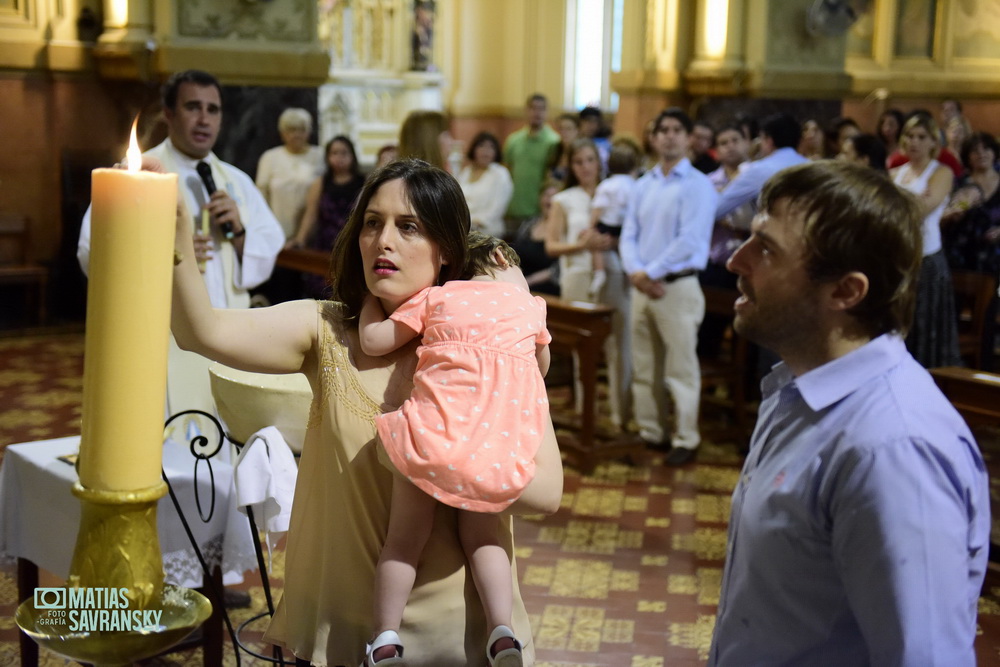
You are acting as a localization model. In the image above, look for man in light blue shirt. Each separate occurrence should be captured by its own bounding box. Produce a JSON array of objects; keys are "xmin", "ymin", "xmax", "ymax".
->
[
  {"xmin": 620, "ymin": 108, "xmax": 718, "ymax": 465},
  {"xmin": 714, "ymin": 112, "xmax": 807, "ymax": 221},
  {"xmin": 709, "ymin": 161, "xmax": 989, "ymax": 666}
]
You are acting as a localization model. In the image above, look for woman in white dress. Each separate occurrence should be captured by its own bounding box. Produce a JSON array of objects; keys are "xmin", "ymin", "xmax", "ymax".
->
[
  {"xmin": 457, "ymin": 132, "xmax": 513, "ymax": 238},
  {"xmin": 545, "ymin": 138, "xmax": 630, "ymax": 430},
  {"xmin": 890, "ymin": 113, "xmax": 961, "ymax": 368},
  {"xmin": 255, "ymin": 108, "xmax": 324, "ymax": 239},
  {"xmin": 254, "ymin": 108, "xmax": 324, "ymax": 303}
]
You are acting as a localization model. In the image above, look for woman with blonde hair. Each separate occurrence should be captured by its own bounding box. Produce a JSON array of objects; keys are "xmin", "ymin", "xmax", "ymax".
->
[
  {"xmin": 545, "ymin": 138, "xmax": 630, "ymax": 431},
  {"xmin": 890, "ymin": 112, "xmax": 961, "ymax": 368},
  {"xmin": 399, "ymin": 110, "xmax": 453, "ymax": 170}
]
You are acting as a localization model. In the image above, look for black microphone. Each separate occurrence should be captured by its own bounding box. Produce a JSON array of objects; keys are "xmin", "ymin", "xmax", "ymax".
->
[{"xmin": 196, "ymin": 161, "xmax": 234, "ymax": 239}]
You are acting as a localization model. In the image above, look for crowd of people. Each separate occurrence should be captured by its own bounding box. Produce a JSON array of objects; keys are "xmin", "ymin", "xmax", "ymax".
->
[
  {"xmin": 242, "ymin": 91, "xmax": 999, "ymax": 391},
  {"xmin": 83, "ymin": 68, "xmax": 995, "ymax": 665}
]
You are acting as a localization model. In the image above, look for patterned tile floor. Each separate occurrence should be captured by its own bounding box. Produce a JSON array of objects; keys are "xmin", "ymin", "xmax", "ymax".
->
[{"xmin": 2, "ymin": 331, "xmax": 1000, "ymax": 665}]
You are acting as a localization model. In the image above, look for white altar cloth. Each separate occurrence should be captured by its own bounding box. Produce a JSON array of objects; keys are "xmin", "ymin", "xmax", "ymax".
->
[{"xmin": 0, "ymin": 436, "xmax": 259, "ymax": 588}]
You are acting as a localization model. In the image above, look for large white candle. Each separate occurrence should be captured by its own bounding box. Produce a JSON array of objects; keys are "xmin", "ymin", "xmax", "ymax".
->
[{"xmin": 78, "ymin": 124, "xmax": 178, "ymax": 492}]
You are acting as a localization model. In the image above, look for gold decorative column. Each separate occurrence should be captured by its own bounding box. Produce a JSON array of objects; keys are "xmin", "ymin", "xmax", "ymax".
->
[{"xmin": 94, "ymin": 0, "xmax": 155, "ymax": 79}]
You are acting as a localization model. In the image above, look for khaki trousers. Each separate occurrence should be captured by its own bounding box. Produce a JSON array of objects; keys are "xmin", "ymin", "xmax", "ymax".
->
[{"xmin": 629, "ymin": 275, "xmax": 704, "ymax": 449}]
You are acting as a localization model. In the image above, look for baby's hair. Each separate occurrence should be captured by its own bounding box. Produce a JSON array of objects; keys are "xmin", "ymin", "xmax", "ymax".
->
[
  {"xmin": 607, "ymin": 137, "xmax": 641, "ymax": 175},
  {"xmin": 463, "ymin": 231, "xmax": 520, "ymax": 279}
]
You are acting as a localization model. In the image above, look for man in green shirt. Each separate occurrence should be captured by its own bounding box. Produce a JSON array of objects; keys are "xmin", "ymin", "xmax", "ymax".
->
[{"xmin": 503, "ymin": 93, "xmax": 561, "ymax": 232}]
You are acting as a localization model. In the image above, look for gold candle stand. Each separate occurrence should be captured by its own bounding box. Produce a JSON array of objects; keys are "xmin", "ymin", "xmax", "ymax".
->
[
  {"xmin": 66, "ymin": 480, "xmax": 169, "ymax": 608},
  {"xmin": 15, "ymin": 478, "xmax": 212, "ymax": 666}
]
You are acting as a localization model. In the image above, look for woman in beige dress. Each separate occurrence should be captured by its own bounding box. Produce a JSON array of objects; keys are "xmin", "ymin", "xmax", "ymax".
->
[{"xmin": 168, "ymin": 158, "xmax": 564, "ymax": 666}]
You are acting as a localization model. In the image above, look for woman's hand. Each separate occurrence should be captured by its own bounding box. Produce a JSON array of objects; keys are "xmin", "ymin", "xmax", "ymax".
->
[
  {"xmin": 115, "ymin": 155, "xmax": 167, "ymax": 174},
  {"xmin": 942, "ymin": 184, "xmax": 984, "ymax": 224},
  {"xmin": 192, "ymin": 232, "xmax": 213, "ymax": 272}
]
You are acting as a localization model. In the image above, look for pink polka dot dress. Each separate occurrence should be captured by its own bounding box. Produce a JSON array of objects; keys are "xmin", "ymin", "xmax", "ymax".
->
[{"xmin": 375, "ymin": 280, "xmax": 552, "ymax": 513}]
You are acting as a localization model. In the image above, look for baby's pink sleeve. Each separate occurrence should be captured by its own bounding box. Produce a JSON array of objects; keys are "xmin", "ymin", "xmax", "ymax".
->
[
  {"xmin": 388, "ymin": 287, "xmax": 433, "ymax": 335},
  {"xmin": 533, "ymin": 295, "xmax": 553, "ymax": 345}
]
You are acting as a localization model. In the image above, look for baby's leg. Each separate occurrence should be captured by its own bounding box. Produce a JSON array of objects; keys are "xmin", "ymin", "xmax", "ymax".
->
[
  {"xmin": 592, "ymin": 249, "xmax": 607, "ymax": 272},
  {"xmin": 372, "ymin": 475, "xmax": 437, "ymax": 636},
  {"xmin": 458, "ymin": 511, "xmax": 513, "ymax": 633}
]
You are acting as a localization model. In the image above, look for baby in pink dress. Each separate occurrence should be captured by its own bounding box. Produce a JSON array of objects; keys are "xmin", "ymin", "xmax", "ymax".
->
[{"xmin": 359, "ymin": 233, "xmax": 551, "ymax": 667}]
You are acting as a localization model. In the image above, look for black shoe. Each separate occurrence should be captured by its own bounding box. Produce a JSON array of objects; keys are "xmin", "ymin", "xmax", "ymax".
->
[
  {"xmin": 637, "ymin": 436, "xmax": 671, "ymax": 452},
  {"xmin": 664, "ymin": 447, "xmax": 697, "ymax": 466}
]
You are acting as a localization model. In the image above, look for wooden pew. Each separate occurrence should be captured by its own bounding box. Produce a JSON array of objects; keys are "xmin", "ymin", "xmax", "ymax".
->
[
  {"xmin": 929, "ymin": 366, "xmax": 1000, "ymax": 427},
  {"xmin": 275, "ymin": 247, "xmax": 329, "ymax": 276},
  {"xmin": 538, "ymin": 294, "xmax": 645, "ymax": 472},
  {"xmin": 930, "ymin": 366, "xmax": 1000, "ymax": 563}
]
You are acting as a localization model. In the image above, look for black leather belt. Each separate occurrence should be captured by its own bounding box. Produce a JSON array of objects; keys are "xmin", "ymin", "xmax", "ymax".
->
[{"xmin": 661, "ymin": 269, "xmax": 697, "ymax": 283}]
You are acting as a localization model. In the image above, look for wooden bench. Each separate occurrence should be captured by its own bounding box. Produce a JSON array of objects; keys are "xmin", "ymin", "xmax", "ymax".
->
[
  {"xmin": 930, "ymin": 366, "xmax": 1000, "ymax": 563},
  {"xmin": 538, "ymin": 294, "xmax": 645, "ymax": 472},
  {"xmin": 929, "ymin": 366, "xmax": 1000, "ymax": 426},
  {"xmin": 275, "ymin": 247, "xmax": 329, "ymax": 276}
]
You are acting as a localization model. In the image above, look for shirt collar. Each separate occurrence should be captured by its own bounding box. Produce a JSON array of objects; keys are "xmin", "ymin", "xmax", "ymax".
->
[
  {"xmin": 761, "ymin": 334, "xmax": 908, "ymax": 411},
  {"xmin": 165, "ymin": 137, "xmax": 216, "ymax": 170},
  {"xmin": 651, "ymin": 157, "xmax": 693, "ymax": 180}
]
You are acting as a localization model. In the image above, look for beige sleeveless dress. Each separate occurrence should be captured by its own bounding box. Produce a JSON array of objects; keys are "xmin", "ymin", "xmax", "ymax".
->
[{"xmin": 263, "ymin": 302, "xmax": 535, "ymax": 667}]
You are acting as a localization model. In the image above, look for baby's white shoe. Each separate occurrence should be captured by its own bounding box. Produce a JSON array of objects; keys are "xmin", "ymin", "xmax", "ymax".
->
[
  {"xmin": 361, "ymin": 629, "xmax": 404, "ymax": 666},
  {"xmin": 487, "ymin": 625, "xmax": 523, "ymax": 667}
]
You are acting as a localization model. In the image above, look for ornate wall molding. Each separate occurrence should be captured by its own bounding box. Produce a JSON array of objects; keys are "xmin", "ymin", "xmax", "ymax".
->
[{"xmin": 176, "ymin": 0, "xmax": 313, "ymax": 41}]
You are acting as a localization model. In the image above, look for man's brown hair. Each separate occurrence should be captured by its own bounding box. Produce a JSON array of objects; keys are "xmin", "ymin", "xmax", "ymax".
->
[{"xmin": 758, "ymin": 160, "xmax": 923, "ymax": 337}]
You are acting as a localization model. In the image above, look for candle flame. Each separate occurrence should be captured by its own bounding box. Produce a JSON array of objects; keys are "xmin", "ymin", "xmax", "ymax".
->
[{"xmin": 126, "ymin": 116, "xmax": 142, "ymax": 173}]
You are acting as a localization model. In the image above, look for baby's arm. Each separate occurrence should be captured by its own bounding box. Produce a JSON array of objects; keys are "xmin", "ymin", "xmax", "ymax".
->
[
  {"xmin": 359, "ymin": 295, "xmax": 420, "ymax": 356},
  {"xmin": 536, "ymin": 343, "xmax": 551, "ymax": 377}
]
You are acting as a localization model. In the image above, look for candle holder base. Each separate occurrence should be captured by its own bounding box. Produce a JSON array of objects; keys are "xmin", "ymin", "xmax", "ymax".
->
[{"xmin": 15, "ymin": 583, "xmax": 212, "ymax": 665}]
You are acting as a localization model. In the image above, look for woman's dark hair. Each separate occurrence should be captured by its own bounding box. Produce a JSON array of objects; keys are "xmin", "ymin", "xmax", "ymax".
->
[
  {"xmin": 877, "ymin": 109, "xmax": 905, "ymax": 145},
  {"xmin": 323, "ymin": 135, "xmax": 363, "ymax": 186},
  {"xmin": 845, "ymin": 133, "xmax": 888, "ymax": 172},
  {"xmin": 465, "ymin": 131, "xmax": 502, "ymax": 163},
  {"xmin": 328, "ymin": 159, "xmax": 471, "ymax": 319},
  {"xmin": 564, "ymin": 138, "xmax": 601, "ymax": 190},
  {"xmin": 960, "ymin": 132, "xmax": 1000, "ymax": 171}
]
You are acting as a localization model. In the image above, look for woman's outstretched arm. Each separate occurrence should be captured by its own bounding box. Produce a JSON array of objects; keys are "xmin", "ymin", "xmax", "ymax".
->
[
  {"xmin": 287, "ymin": 176, "xmax": 322, "ymax": 249},
  {"xmin": 171, "ymin": 195, "xmax": 318, "ymax": 375}
]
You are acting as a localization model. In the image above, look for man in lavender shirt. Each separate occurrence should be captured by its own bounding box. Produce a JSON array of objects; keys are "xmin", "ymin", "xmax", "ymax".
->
[
  {"xmin": 710, "ymin": 160, "xmax": 989, "ymax": 666},
  {"xmin": 714, "ymin": 112, "xmax": 807, "ymax": 221}
]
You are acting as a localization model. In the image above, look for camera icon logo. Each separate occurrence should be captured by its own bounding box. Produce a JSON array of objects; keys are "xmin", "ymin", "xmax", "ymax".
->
[{"xmin": 34, "ymin": 588, "xmax": 66, "ymax": 610}]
